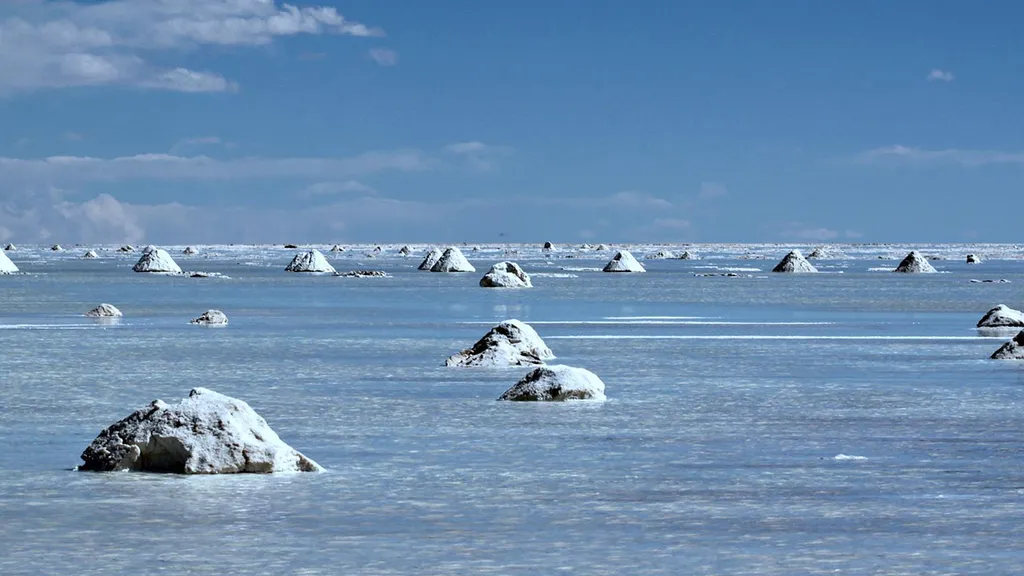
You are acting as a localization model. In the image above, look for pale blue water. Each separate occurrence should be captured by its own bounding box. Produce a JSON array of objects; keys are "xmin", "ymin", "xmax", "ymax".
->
[{"xmin": 2, "ymin": 245, "xmax": 1023, "ymax": 575}]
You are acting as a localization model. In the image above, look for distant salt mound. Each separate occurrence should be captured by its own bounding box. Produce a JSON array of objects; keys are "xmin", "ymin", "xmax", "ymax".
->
[
  {"xmin": 85, "ymin": 303, "xmax": 122, "ymax": 318},
  {"xmin": 543, "ymin": 241, "xmax": 554, "ymax": 250},
  {"xmin": 772, "ymin": 250, "xmax": 818, "ymax": 273},
  {"xmin": 430, "ymin": 247, "xmax": 475, "ymax": 273},
  {"xmin": 399, "ymin": 245, "xmax": 411, "ymax": 256},
  {"xmin": 51, "ymin": 244, "xmax": 63, "ymax": 252},
  {"xmin": 806, "ymin": 246, "xmax": 842, "ymax": 259},
  {"xmin": 82, "ymin": 250, "xmax": 99, "ymax": 259},
  {"xmin": 285, "ymin": 249, "xmax": 335, "ymax": 273},
  {"xmin": 118, "ymin": 245, "xmax": 135, "ymax": 253},
  {"xmin": 0, "ymin": 250, "xmax": 17, "ymax": 274},
  {"xmin": 991, "ymin": 330, "xmax": 1024, "ymax": 360},
  {"xmin": 182, "ymin": 246, "xmax": 199, "ymax": 255},
  {"xmin": 646, "ymin": 250, "xmax": 675, "ymax": 260},
  {"xmin": 679, "ymin": 251, "xmax": 698, "ymax": 260},
  {"xmin": 445, "ymin": 319, "xmax": 554, "ymax": 367},
  {"xmin": 190, "ymin": 309, "xmax": 228, "ymax": 326},
  {"xmin": 966, "ymin": 254, "xmax": 981, "ymax": 264},
  {"xmin": 894, "ymin": 251, "xmax": 937, "ymax": 273},
  {"xmin": 596, "ymin": 244, "xmax": 609, "ymax": 251},
  {"xmin": 77, "ymin": 387, "xmax": 322, "ymax": 474},
  {"xmin": 603, "ymin": 250, "xmax": 645, "ymax": 273},
  {"xmin": 141, "ymin": 245, "xmax": 156, "ymax": 254},
  {"xmin": 418, "ymin": 248, "xmax": 443, "ymax": 271},
  {"xmin": 498, "ymin": 365, "xmax": 606, "ymax": 402},
  {"xmin": 480, "ymin": 261, "xmax": 532, "ymax": 288},
  {"xmin": 283, "ymin": 244, "xmax": 298, "ymax": 249},
  {"xmin": 977, "ymin": 305, "xmax": 1024, "ymax": 328},
  {"xmin": 329, "ymin": 244, "xmax": 345, "ymax": 253},
  {"xmin": 4, "ymin": 243, "xmax": 14, "ymax": 251},
  {"xmin": 132, "ymin": 248, "xmax": 182, "ymax": 273},
  {"xmin": 335, "ymin": 270, "xmax": 389, "ymax": 278}
]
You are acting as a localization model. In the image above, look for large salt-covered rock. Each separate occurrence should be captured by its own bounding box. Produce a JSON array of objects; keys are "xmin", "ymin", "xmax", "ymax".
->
[
  {"xmin": 0, "ymin": 249, "xmax": 19, "ymax": 273},
  {"xmin": 894, "ymin": 251, "xmax": 937, "ymax": 273},
  {"xmin": 285, "ymin": 249, "xmax": 335, "ymax": 273},
  {"xmin": 418, "ymin": 248, "xmax": 443, "ymax": 271},
  {"xmin": 772, "ymin": 250, "xmax": 818, "ymax": 273},
  {"xmin": 480, "ymin": 261, "xmax": 532, "ymax": 288},
  {"xmin": 82, "ymin": 250, "xmax": 99, "ymax": 259},
  {"xmin": 445, "ymin": 319, "xmax": 554, "ymax": 367},
  {"xmin": 991, "ymin": 331, "xmax": 1024, "ymax": 360},
  {"xmin": 183, "ymin": 246, "xmax": 199, "ymax": 255},
  {"xmin": 78, "ymin": 387, "xmax": 322, "ymax": 474},
  {"xmin": 430, "ymin": 247, "xmax": 476, "ymax": 273},
  {"xmin": 498, "ymin": 365, "xmax": 606, "ymax": 401},
  {"xmin": 977, "ymin": 305, "xmax": 1024, "ymax": 328},
  {"xmin": 132, "ymin": 248, "xmax": 182, "ymax": 273},
  {"xmin": 966, "ymin": 254, "xmax": 981, "ymax": 264},
  {"xmin": 85, "ymin": 303, "xmax": 122, "ymax": 318},
  {"xmin": 603, "ymin": 250, "xmax": 646, "ymax": 273},
  {"xmin": 190, "ymin": 309, "xmax": 228, "ymax": 326}
]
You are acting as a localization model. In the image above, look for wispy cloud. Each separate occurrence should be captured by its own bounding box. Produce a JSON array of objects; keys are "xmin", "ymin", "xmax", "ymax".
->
[
  {"xmin": 852, "ymin": 145, "xmax": 1024, "ymax": 167},
  {"xmin": 604, "ymin": 190, "xmax": 673, "ymax": 209},
  {"xmin": 368, "ymin": 48, "xmax": 398, "ymax": 66},
  {"xmin": 168, "ymin": 136, "xmax": 227, "ymax": 155},
  {"xmin": 298, "ymin": 180, "xmax": 377, "ymax": 196},
  {"xmin": 61, "ymin": 131, "xmax": 84, "ymax": 141},
  {"xmin": 442, "ymin": 141, "xmax": 514, "ymax": 171},
  {"xmin": 927, "ymin": 69, "xmax": 955, "ymax": 82}
]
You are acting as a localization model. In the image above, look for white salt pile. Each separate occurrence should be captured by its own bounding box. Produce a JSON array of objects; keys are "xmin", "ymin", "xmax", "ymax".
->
[
  {"xmin": 603, "ymin": 250, "xmax": 645, "ymax": 273},
  {"xmin": 430, "ymin": 247, "xmax": 476, "ymax": 273},
  {"xmin": 646, "ymin": 250, "xmax": 675, "ymax": 259},
  {"xmin": 190, "ymin": 309, "xmax": 228, "ymax": 326},
  {"xmin": 480, "ymin": 261, "xmax": 532, "ymax": 288},
  {"xmin": 966, "ymin": 254, "xmax": 981, "ymax": 264},
  {"xmin": 51, "ymin": 244, "xmax": 63, "ymax": 251},
  {"xmin": 3, "ymin": 243, "xmax": 15, "ymax": 251},
  {"xmin": 418, "ymin": 248, "xmax": 443, "ymax": 271},
  {"xmin": 679, "ymin": 251, "xmax": 698, "ymax": 260},
  {"xmin": 399, "ymin": 245, "xmax": 411, "ymax": 256},
  {"xmin": 141, "ymin": 245, "xmax": 156, "ymax": 254},
  {"xmin": 894, "ymin": 251, "xmax": 937, "ymax": 273},
  {"xmin": 977, "ymin": 305, "xmax": 1024, "ymax": 328},
  {"xmin": 82, "ymin": 250, "xmax": 98, "ymax": 259},
  {"xmin": 445, "ymin": 319, "xmax": 554, "ymax": 367},
  {"xmin": 330, "ymin": 244, "xmax": 345, "ymax": 253},
  {"xmin": 772, "ymin": 250, "xmax": 818, "ymax": 273},
  {"xmin": 183, "ymin": 246, "xmax": 199, "ymax": 255},
  {"xmin": 118, "ymin": 245, "xmax": 135, "ymax": 253},
  {"xmin": 0, "ymin": 249, "xmax": 18, "ymax": 273},
  {"xmin": 498, "ymin": 365, "xmax": 606, "ymax": 401},
  {"xmin": 991, "ymin": 331, "xmax": 1024, "ymax": 360},
  {"xmin": 85, "ymin": 303, "xmax": 122, "ymax": 318},
  {"xmin": 77, "ymin": 387, "xmax": 322, "ymax": 474},
  {"xmin": 285, "ymin": 249, "xmax": 335, "ymax": 273},
  {"xmin": 335, "ymin": 270, "xmax": 390, "ymax": 278},
  {"xmin": 132, "ymin": 248, "xmax": 183, "ymax": 273},
  {"xmin": 543, "ymin": 241, "xmax": 554, "ymax": 250}
]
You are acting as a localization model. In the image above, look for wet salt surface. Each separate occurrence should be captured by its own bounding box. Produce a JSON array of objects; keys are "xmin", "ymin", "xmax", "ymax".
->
[{"xmin": 1, "ymin": 244, "xmax": 1024, "ymax": 574}]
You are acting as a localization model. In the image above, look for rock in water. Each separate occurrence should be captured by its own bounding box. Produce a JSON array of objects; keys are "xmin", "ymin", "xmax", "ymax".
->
[
  {"xmin": 991, "ymin": 330, "xmax": 1024, "ymax": 360},
  {"xmin": 430, "ymin": 247, "xmax": 476, "ymax": 273},
  {"xmin": 132, "ymin": 248, "xmax": 183, "ymax": 273},
  {"xmin": 78, "ymin": 388, "xmax": 323, "ymax": 474},
  {"xmin": 3, "ymin": 243, "xmax": 15, "ymax": 251},
  {"xmin": 85, "ymin": 303, "xmax": 122, "ymax": 318},
  {"xmin": 190, "ymin": 309, "xmax": 228, "ymax": 326},
  {"xmin": 498, "ymin": 365, "xmax": 606, "ymax": 401},
  {"xmin": 603, "ymin": 250, "xmax": 646, "ymax": 273},
  {"xmin": 772, "ymin": 250, "xmax": 818, "ymax": 273},
  {"xmin": 894, "ymin": 251, "xmax": 937, "ymax": 273},
  {"xmin": 480, "ymin": 261, "xmax": 532, "ymax": 288},
  {"xmin": 82, "ymin": 250, "xmax": 99, "ymax": 259},
  {"xmin": 418, "ymin": 248, "xmax": 443, "ymax": 271},
  {"xmin": 285, "ymin": 249, "xmax": 335, "ymax": 273},
  {"xmin": 0, "ymin": 249, "xmax": 18, "ymax": 273},
  {"xmin": 966, "ymin": 254, "xmax": 981, "ymax": 264},
  {"xmin": 445, "ymin": 319, "xmax": 554, "ymax": 367},
  {"xmin": 977, "ymin": 304, "xmax": 1024, "ymax": 328},
  {"xmin": 182, "ymin": 246, "xmax": 199, "ymax": 255}
]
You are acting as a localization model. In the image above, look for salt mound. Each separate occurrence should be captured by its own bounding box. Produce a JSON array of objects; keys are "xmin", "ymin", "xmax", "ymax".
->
[
  {"xmin": 190, "ymin": 309, "xmax": 228, "ymax": 326},
  {"xmin": 85, "ymin": 303, "xmax": 122, "ymax": 318},
  {"xmin": 82, "ymin": 250, "xmax": 98, "ymax": 259},
  {"xmin": 284, "ymin": 244, "xmax": 298, "ymax": 249},
  {"xmin": 966, "ymin": 254, "xmax": 981, "ymax": 264},
  {"xmin": 0, "ymin": 249, "xmax": 17, "ymax": 273},
  {"xmin": 977, "ymin": 305, "xmax": 1024, "ymax": 328},
  {"xmin": 603, "ymin": 250, "xmax": 645, "ymax": 273},
  {"xmin": 596, "ymin": 244, "xmax": 609, "ymax": 251},
  {"xmin": 78, "ymin": 387, "xmax": 322, "ymax": 474},
  {"xmin": 118, "ymin": 245, "xmax": 135, "ymax": 253},
  {"xmin": 141, "ymin": 245, "xmax": 156, "ymax": 254},
  {"xmin": 51, "ymin": 244, "xmax": 63, "ymax": 252},
  {"xmin": 807, "ymin": 246, "xmax": 842, "ymax": 259},
  {"xmin": 3, "ymin": 243, "xmax": 14, "ymax": 251},
  {"xmin": 329, "ymin": 244, "xmax": 344, "ymax": 253},
  {"xmin": 285, "ymin": 249, "xmax": 335, "ymax": 273},
  {"xmin": 418, "ymin": 248, "xmax": 443, "ymax": 271},
  {"xmin": 894, "ymin": 251, "xmax": 937, "ymax": 273},
  {"xmin": 498, "ymin": 365, "xmax": 606, "ymax": 402},
  {"xmin": 430, "ymin": 247, "xmax": 476, "ymax": 273},
  {"xmin": 445, "ymin": 319, "xmax": 554, "ymax": 367},
  {"xmin": 991, "ymin": 331, "xmax": 1024, "ymax": 360},
  {"xmin": 543, "ymin": 241, "xmax": 554, "ymax": 250},
  {"xmin": 132, "ymin": 248, "xmax": 182, "ymax": 273},
  {"xmin": 182, "ymin": 246, "xmax": 199, "ymax": 255},
  {"xmin": 646, "ymin": 250, "xmax": 675, "ymax": 259},
  {"xmin": 679, "ymin": 251, "xmax": 698, "ymax": 260},
  {"xmin": 772, "ymin": 250, "xmax": 818, "ymax": 273},
  {"xmin": 399, "ymin": 245, "xmax": 411, "ymax": 256},
  {"xmin": 480, "ymin": 261, "xmax": 532, "ymax": 288}
]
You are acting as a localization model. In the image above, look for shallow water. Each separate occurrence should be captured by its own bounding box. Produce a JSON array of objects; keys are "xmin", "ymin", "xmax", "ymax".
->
[{"xmin": 2, "ymin": 244, "xmax": 1023, "ymax": 575}]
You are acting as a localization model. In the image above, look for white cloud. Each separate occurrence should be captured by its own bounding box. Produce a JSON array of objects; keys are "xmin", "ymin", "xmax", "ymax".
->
[
  {"xmin": 442, "ymin": 141, "xmax": 514, "ymax": 171},
  {"xmin": 298, "ymin": 180, "xmax": 377, "ymax": 196},
  {"xmin": 604, "ymin": 190, "xmax": 673, "ymax": 209},
  {"xmin": 368, "ymin": 48, "xmax": 398, "ymax": 66},
  {"xmin": 852, "ymin": 145, "xmax": 1024, "ymax": 167},
  {"xmin": 697, "ymin": 181, "xmax": 728, "ymax": 200},
  {"xmin": 0, "ymin": 0, "xmax": 381, "ymax": 94},
  {"xmin": 927, "ymin": 69, "xmax": 954, "ymax": 82}
]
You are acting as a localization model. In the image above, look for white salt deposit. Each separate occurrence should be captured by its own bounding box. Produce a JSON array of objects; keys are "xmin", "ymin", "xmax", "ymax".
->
[
  {"xmin": 646, "ymin": 250, "xmax": 676, "ymax": 259},
  {"xmin": 78, "ymin": 387, "xmax": 322, "ymax": 474},
  {"xmin": 0, "ymin": 250, "xmax": 19, "ymax": 274},
  {"xmin": 399, "ymin": 245, "xmax": 411, "ymax": 256},
  {"xmin": 430, "ymin": 247, "xmax": 476, "ymax": 273},
  {"xmin": 85, "ymin": 303, "xmax": 122, "ymax": 318},
  {"xmin": 543, "ymin": 241, "xmax": 554, "ymax": 250},
  {"xmin": 679, "ymin": 251, "xmax": 698, "ymax": 260},
  {"xmin": 335, "ymin": 270, "xmax": 390, "ymax": 278},
  {"xmin": 82, "ymin": 250, "xmax": 98, "ymax": 259},
  {"xmin": 772, "ymin": 250, "xmax": 818, "ymax": 273},
  {"xmin": 603, "ymin": 250, "xmax": 646, "ymax": 273},
  {"xmin": 141, "ymin": 245, "xmax": 156, "ymax": 254},
  {"xmin": 833, "ymin": 454, "xmax": 868, "ymax": 461},
  {"xmin": 182, "ymin": 246, "xmax": 199, "ymax": 255},
  {"xmin": 497, "ymin": 365, "xmax": 606, "ymax": 402},
  {"xmin": 190, "ymin": 309, "xmax": 228, "ymax": 326},
  {"xmin": 118, "ymin": 245, "xmax": 135, "ymax": 253},
  {"xmin": 51, "ymin": 244, "xmax": 63, "ymax": 252},
  {"xmin": 3, "ymin": 243, "xmax": 14, "ymax": 251},
  {"xmin": 418, "ymin": 248, "xmax": 443, "ymax": 271},
  {"xmin": 894, "ymin": 251, "xmax": 937, "ymax": 273},
  {"xmin": 976, "ymin": 305, "xmax": 1024, "ymax": 328},
  {"xmin": 132, "ymin": 248, "xmax": 183, "ymax": 273},
  {"xmin": 991, "ymin": 331, "xmax": 1024, "ymax": 360},
  {"xmin": 966, "ymin": 254, "xmax": 981, "ymax": 264},
  {"xmin": 330, "ymin": 244, "xmax": 345, "ymax": 253},
  {"xmin": 285, "ymin": 249, "xmax": 335, "ymax": 273},
  {"xmin": 445, "ymin": 319, "xmax": 554, "ymax": 367},
  {"xmin": 480, "ymin": 261, "xmax": 532, "ymax": 288}
]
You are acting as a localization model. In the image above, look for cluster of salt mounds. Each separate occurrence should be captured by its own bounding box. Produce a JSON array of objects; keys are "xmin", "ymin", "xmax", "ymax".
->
[
  {"xmin": 991, "ymin": 331, "xmax": 1024, "ymax": 360},
  {"xmin": 418, "ymin": 248, "xmax": 443, "ymax": 271},
  {"xmin": 190, "ymin": 310, "xmax": 228, "ymax": 326},
  {"xmin": 431, "ymin": 247, "xmax": 475, "ymax": 273},
  {"xmin": 0, "ymin": 249, "xmax": 19, "ymax": 274},
  {"xmin": 78, "ymin": 388, "xmax": 322, "ymax": 474},
  {"xmin": 646, "ymin": 250, "xmax": 675, "ymax": 259},
  {"xmin": 498, "ymin": 365, "xmax": 606, "ymax": 401},
  {"xmin": 966, "ymin": 254, "xmax": 981, "ymax": 264},
  {"xmin": 183, "ymin": 246, "xmax": 199, "ymax": 255},
  {"xmin": 772, "ymin": 250, "xmax": 818, "ymax": 273},
  {"xmin": 82, "ymin": 250, "xmax": 98, "ymax": 259},
  {"xmin": 977, "ymin": 305, "xmax": 1024, "ymax": 328},
  {"xmin": 894, "ymin": 251, "xmax": 937, "ymax": 273},
  {"xmin": 603, "ymin": 250, "xmax": 645, "ymax": 273},
  {"xmin": 480, "ymin": 262, "xmax": 532, "ymax": 288},
  {"xmin": 285, "ymin": 249, "xmax": 335, "ymax": 273},
  {"xmin": 85, "ymin": 303, "xmax": 122, "ymax": 318},
  {"xmin": 446, "ymin": 320, "xmax": 554, "ymax": 367},
  {"xmin": 133, "ymin": 248, "xmax": 182, "ymax": 273}
]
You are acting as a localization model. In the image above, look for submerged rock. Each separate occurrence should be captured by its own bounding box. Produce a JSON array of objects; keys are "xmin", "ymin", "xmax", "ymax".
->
[
  {"xmin": 894, "ymin": 251, "xmax": 937, "ymax": 273},
  {"xmin": 977, "ymin": 304, "xmax": 1024, "ymax": 328},
  {"xmin": 445, "ymin": 319, "xmax": 554, "ymax": 367},
  {"xmin": 335, "ymin": 270, "xmax": 389, "ymax": 278},
  {"xmin": 190, "ymin": 309, "xmax": 228, "ymax": 326},
  {"xmin": 498, "ymin": 365, "xmax": 606, "ymax": 402},
  {"xmin": 0, "ymin": 250, "xmax": 18, "ymax": 274},
  {"xmin": 78, "ymin": 387, "xmax": 322, "ymax": 474},
  {"xmin": 991, "ymin": 330, "xmax": 1024, "ymax": 360},
  {"xmin": 772, "ymin": 250, "xmax": 818, "ymax": 273},
  {"xmin": 480, "ymin": 261, "xmax": 532, "ymax": 288},
  {"xmin": 182, "ymin": 246, "xmax": 199, "ymax": 255},
  {"xmin": 430, "ymin": 247, "xmax": 476, "ymax": 273},
  {"xmin": 418, "ymin": 248, "xmax": 443, "ymax": 271},
  {"xmin": 285, "ymin": 249, "xmax": 335, "ymax": 273},
  {"xmin": 82, "ymin": 250, "xmax": 99, "ymax": 259},
  {"xmin": 132, "ymin": 248, "xmax": 183, "ymax": 273},
  {"xmin": 646, "ymin": 250, "xmax": 675, "ymax": 260},
  {"xmin": 966, "ymin": 254, "xmax": 981, "ymax": 264},
  {"xmin": 85, "ymin": 303, "xmax": 122, "ymax": 318},
  {"xmin": 603, "ymin": 250, "xmax": 646, "ymax": 273}
]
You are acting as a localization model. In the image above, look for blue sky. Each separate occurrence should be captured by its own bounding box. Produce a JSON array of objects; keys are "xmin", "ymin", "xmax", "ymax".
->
[{"xmin": 1, "ymin": 0, "xmax": 1022, "ymax": 244}]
